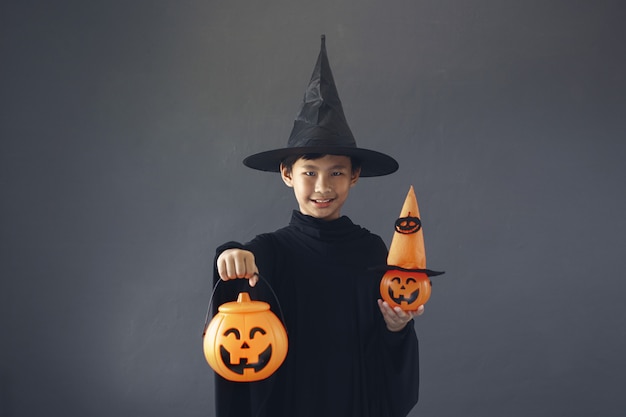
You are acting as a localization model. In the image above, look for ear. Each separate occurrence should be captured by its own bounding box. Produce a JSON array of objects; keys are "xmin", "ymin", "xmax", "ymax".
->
[
  {"xmin": 350, "ymin": 167, "xmax": 361, "ymax": 187},
  {"xmin": 280, "ymin": 164, "xmax": 294, "ymax": 188}
]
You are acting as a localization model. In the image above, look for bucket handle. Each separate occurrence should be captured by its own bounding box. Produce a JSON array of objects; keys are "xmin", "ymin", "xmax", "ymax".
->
[{"xmin": 202, "ymin": 273, "xmax": 288, "ymax": 337}]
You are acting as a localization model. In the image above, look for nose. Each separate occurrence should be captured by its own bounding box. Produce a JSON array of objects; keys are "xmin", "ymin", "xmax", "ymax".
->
[{"xmin": 315, "ymin": 174, "xmax": 332, "ymax": 193}]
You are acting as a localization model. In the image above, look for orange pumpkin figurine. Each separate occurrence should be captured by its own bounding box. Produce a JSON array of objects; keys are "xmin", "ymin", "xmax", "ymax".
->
[
  {"xmin": 380, "ymin": 186, "xmax": 444, "ymax": 311},
  {"xmin": 203, "ymin": 292, "xmax": 288, "ymax": 382}
]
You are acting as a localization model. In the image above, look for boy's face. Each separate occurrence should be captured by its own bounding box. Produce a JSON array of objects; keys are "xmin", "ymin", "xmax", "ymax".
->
[{"xmin": 280, "ymin": 154, "xmax": 360, "ymax": 221}]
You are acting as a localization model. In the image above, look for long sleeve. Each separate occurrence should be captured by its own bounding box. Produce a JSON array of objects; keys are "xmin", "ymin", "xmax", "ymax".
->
[{"xmin": 380, "ymin": 324, "xmax": 420, "ymax": 417}]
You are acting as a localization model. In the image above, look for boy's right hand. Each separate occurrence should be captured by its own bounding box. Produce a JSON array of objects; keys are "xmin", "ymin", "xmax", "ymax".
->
[{"xmin": 216, "ymin": 249, "xmax": 259, "ymax": 287}]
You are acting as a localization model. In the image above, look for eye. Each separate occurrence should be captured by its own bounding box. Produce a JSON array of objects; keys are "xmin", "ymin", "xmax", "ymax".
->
[
  {"xmin": 406, "ymin": 278, "xmax": 416, "ymax": 284},
  {"xmin": 304, "ymin": 171, "xmax": 316, "ymax": 176},
  {"xmin": 392, "ymin": 277, "xmax": 401, "ymax": 284},
  {"xmin": 223, "ymin": 328, "xmax": 241, "ymax": 339},
  {"xmin": 249, "ymin": 327, "xmax": 266, "ymax": 339},
  {"xmin": 331, "ymin": 171, "xmax": 343, "ymax": 176}
]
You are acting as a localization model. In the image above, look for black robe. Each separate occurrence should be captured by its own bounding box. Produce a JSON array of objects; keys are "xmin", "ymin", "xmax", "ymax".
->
[{"xmin": 211, "ymin": 211, "xmax": 420, "ymax": 417}]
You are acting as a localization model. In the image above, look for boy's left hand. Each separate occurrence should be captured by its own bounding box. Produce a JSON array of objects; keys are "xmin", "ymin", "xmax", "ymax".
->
[{"xmin": 377, "ymin": 299, "xmax": 424, "ymax": 332}]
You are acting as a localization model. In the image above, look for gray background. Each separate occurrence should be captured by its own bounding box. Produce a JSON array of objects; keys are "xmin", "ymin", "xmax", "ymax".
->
[{"xmin": 2, "ymin": 1, "xmax": 625, "ymax": 416}]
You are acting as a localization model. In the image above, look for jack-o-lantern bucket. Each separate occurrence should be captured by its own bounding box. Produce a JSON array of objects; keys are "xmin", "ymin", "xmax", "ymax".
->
[
  {"xmin": 380, "ymin": 270, "xmax": 431, "ymax": 310},
  {"xmin": 203, "ymin": 291, "xmax": 288, "ymax": 382}
]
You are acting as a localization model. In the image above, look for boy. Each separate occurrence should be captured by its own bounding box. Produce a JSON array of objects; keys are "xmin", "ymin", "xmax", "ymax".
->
[{"xmin": 211, "ymin": 36, "xmax": 422, "ymax": 417}]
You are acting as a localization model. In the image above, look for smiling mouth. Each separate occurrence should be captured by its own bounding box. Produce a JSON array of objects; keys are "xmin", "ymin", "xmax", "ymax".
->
[
  {"xmin": 220, "ymin": 345, "xmax": 272, "ymax": 375},
  {"xmin": 311, "ymin": 195, "xmax": 336, "ymax": 204},
  {"xmin": 388, "ymin": 287, "xmax": 419, "ymax": 305}
]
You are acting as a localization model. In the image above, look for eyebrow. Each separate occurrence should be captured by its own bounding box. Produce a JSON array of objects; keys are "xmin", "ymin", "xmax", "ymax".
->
[{"xmin": 299, "ymin": 164, "xmax": 349, "ymax": 170}]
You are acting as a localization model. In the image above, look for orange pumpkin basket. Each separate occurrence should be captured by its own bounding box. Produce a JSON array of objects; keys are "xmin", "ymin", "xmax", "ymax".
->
[{"xmin": 202, "ymin": 276, "xmax": 288, "ymax": 382}]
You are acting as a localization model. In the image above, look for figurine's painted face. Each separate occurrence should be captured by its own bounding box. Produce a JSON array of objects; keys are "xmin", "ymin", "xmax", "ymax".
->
[
  {"xmin": 380, "ymin": 270, "xmax": 432, "ymax": 310},
  {"xmin": 395, "ymin": 215, "xmax": 421, "ymax": 234},
  {"xmin": 281, "ymin": 155, "xmax": 360, "ymax": 221}
]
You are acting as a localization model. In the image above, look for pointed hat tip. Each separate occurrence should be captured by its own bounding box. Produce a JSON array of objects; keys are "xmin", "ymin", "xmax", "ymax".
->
[
  {"xmin": 386, "ymin": 185, "xmax": 426, "ymax": 270},
  {"xmin": 401, "ymin": 185, "xmax": 419, "ymax": 217}
]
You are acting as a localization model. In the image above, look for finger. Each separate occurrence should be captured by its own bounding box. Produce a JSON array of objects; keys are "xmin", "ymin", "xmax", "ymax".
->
[
  {"xmin": 414, "ymin": 305, "xmax": 425, "ymax": 316},
  {"xmin": 405, "ymin": 305, "xmax": 424, "ymax": 319},
  {"xmin": 217, "ymin": 257, "xmax": 233, "ymax": 281},
  {"xmin": 378, "ymin": 299, "xmax": 394, "ymax": 316},
  {"xmin": 393, "ymin": 306, "xmax": 421, "ymax": 326},
  {"xmin": 243, "ymin": 257, "xmax": 259, "ymax": 286},
  {"xmin": 379, "ymin": 301, "xmax": 413, "ymax": 331},
  {"xmin": 227, "ymin": 257, "xmax": 241, "ymax": 279},
  {"xmin": 393, "ymin": 306, "xmax": 411, "ymax": 320},
  {"xmin": 233, "ymin": 257, "xmax": 247, "ymax": 278},
  {"xmin": 249, "ymin": 272, "xmax": 259, "ymax": 287},
  {"xmin": 235, "ymin": 253, "xmax": 257, "ymax": 278},
  {"xmin": 380, "ymin": 301, "xmax": 404, "ymax": 323}
]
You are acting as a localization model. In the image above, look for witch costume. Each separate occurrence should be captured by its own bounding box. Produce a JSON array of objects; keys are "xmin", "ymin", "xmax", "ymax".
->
[{"xmin": 211, "ymin": 36, "xmax": 419, "ymax": 417}]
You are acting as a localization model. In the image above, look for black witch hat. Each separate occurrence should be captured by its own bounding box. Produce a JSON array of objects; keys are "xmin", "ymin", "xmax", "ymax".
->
[{"xmin": 243, "ymin": 35, "xmax": 399, "ymax": 177}]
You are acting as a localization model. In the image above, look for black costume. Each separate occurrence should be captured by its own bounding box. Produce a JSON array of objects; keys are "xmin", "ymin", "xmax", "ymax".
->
[{"xmin": 212, "ymin": 211, "xmax": 420, "ymax": 417}]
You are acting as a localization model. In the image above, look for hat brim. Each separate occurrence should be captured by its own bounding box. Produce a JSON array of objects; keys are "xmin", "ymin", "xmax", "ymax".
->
[
  {"xmin": 243, "ymin": 146, "xmax": 399, "ymax": 177},
  {"xmin": 371, "ymin": 265, "xmax": 445, "ymax": 277}
]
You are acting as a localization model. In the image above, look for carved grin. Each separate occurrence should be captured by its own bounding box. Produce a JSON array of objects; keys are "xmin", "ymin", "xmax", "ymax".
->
[
  {"xmin": 388, "ymin": 287, "xmax": 419, "ymax": 305},
  {"xmin": 219, "ymin": 344, "xmax": 273, "ymax": 375}
]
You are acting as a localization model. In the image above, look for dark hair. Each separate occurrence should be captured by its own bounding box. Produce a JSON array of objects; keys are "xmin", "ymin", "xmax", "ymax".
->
[{"xmin": 281, "ymin": 153, "xmax": 362, "ymax": 174}]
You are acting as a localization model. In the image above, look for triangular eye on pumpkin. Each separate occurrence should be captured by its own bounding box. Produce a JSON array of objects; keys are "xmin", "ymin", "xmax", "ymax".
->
[{"xmin": 204, "ymin": 292, "xmax": 288, "ymax": 382}]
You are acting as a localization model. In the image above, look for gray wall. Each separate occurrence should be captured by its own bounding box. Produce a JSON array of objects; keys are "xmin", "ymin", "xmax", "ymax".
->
[{"xmin": 2, "ymin": 1, "xmax": 625, "ymax": 416}]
